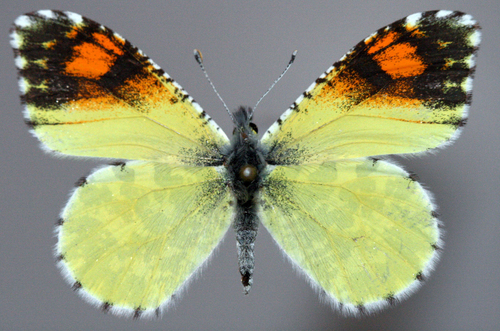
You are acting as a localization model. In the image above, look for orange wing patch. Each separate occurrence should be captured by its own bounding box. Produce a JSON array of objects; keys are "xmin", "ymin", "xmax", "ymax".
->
[
  {"xmin": 366, "ymin": 30, "xmax": 427, "ymax": 79},
  {"xmin": 93, "ymin": 32, "xmax": 125, "ymax": 54},
  {"xmin": 65, "ymin": 32, "xmax": 125, "ymax": 79},
  {"xmin": 372, "ymin": 42, "xmax": 426, "ymax": 79},
  {"xmin": 367, "ymin": 31, "xmax": 399, "ymax": 54}
]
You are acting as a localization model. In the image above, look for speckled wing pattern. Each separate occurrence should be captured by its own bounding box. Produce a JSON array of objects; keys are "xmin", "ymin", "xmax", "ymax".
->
[
  {"xmin": 259, "ymin": 10, "xmax": 480, "ymax": 314},
  {"xmin": 11, "ymin": 10, "xmax": 233, "ymax": 318}
]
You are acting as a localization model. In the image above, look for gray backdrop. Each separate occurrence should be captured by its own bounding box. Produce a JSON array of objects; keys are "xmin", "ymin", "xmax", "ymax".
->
[{"xmin": 1, "ymin": 0, "xmax": 498, "ymax": 330}]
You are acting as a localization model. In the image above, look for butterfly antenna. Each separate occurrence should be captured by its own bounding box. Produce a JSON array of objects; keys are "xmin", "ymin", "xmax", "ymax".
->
[
  {"xmin": 194, "ymin": 49, "xmax": 236, "ymax": 125},
  {"xmin": 250, "ymin": 50, "xmax": 298, "ymax": 119}
]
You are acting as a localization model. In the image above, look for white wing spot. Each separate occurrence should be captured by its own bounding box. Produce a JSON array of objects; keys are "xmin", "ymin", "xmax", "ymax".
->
[
  {"xmin": 38, "ymin": 10, "xmax": 56, "ymax": 19},
  {"xmin": 10, "ymin": 32, "xmax": 20, "ymax": 49},
  {"xmin": 192, "ymin": 102, "xmax": 204, "ymax": 113},
  {"xmin": 294, "ymin": 93, "xmax": 305, "ymax": 105},
  {"xmin": 305, "ymin": 82, "xmax": 317, "ymax": 93},
  {"xmin": 14, "ymin": 15, "xmax": 32, "ymax": 28},
  {"xmin": 162, "ymin": 71, "xmax": 171, "ymax": 79},
  {"xmin": 113, "ymin": 32, "xmax": 125, "ymax": 41},
  {"xmin": 364, "ymin": 32, "xmax": 377, "ymax": 43},
  {"xmin": 325, "ymin": 65, "xmax": 335, "ymax": 74},
  {"xmin": 463, "ymin": 76, "xmax": 473, "ymax": 93},
  {"xmin": 466, "ymin": 54, "xmax": 476, "ymax": 68},
  {"xmin": 469, "ymin": 30, "xmax": 482, "ymax": 47},
  {"xmin": 172, "ymin": 81, "xmax": 183, "ymax": 90},
  {"xmin": 459, "ymin": 14, "xmax": 476, "ymax": 26},
  {"xmin": 152, "ymin": 62, "xmax": 161, "ymax": 70},
  {"xmin": 65, "ymin": 12, "xmax": 83, "ymax": 24},
  {"xmin": 14, "ymin": 56, "xmax": 24, "ymax": 69},
  {"xmin": 18, "ymin": 77, "xmax": 28, "ymax": 94},
  {"xmin": 405, "ymin": 13, "xmax": 422, "ymax": 27},
  {"xmin": 436, "ymin": 10, "xmax": 453, "ymax": 18}
]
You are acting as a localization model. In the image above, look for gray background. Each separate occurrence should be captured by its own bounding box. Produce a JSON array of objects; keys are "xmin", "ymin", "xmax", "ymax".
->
[{"xmin": 1, "ymin": 0, "xmax": 498, "ymax": 330}]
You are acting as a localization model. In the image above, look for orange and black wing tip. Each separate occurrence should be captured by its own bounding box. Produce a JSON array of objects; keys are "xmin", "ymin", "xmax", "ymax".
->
[
  {"xmin": 12, "ymin": 10, "xmax": 169, "ymax": 111},
  {"xmin": 330, "ymin": 11, "xmax": 480, "ymax": 112}
]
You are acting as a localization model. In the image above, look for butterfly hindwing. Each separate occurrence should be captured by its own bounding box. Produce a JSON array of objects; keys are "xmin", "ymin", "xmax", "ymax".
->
[
  {"xmin": 262, "ymin": 11, "xmax": 481, "ymax": 164},
  {"xmin": 57, "ymin": 161, "xmax": 233, "ymax": 317},
  {"xmin": 260, "ymin": 160, "xmax": 439, "ymax": 313},
  {"xmin": 11, "ymin": 10, "xmax": 228, "ymax": 165}
]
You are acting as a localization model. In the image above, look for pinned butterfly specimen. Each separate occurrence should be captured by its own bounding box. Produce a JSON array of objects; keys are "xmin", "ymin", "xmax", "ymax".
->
[{"xmin": 11, "ymin": 10, "xmax": 480, "ymax": 318}]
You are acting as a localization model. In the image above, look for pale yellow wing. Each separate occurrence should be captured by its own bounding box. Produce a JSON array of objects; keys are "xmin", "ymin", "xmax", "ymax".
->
[
  {"xmin": 259, "ymin": 159, "xmax": 440, "ymax": 313},
  {"xmin": 56, "ymin": 161, "xmax": 233, "ymax": 318},
  {"xmin": 11, "ymin": 10, "xmax": 228, "ymax": 164},
  {"xmin": 262, "ymin": 11, "xmax": 480, "ymax": 164}
]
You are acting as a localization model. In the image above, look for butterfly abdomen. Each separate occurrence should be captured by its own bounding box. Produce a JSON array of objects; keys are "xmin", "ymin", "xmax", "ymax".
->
[{"xmin": 224, "ymin": 107, "xmax": 267, "ymax": 293}]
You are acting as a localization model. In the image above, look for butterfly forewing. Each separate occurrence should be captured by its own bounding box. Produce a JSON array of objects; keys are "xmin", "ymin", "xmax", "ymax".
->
[
  {"xmin": 262, "ymin": 11, "xmax": 480, "ymax": 165},
  {"xmin": 11, "ymin": 10, "xmax": 228, "ymax": 165}
]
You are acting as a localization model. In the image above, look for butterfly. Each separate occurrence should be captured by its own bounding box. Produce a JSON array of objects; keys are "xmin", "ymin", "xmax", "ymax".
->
[{"xmin": 11, "ymin": 10, "xmax": 480, "ymax": 318}]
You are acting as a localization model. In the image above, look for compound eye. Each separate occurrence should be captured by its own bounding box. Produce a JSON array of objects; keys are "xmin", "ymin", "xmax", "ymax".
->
[
  {"xmin": 239, "ymin": 164, "xmax": 258, "ymax": 182},
  {"xmin": 249, "ymin": 122, "xmax": 258, "ymax": 134}
]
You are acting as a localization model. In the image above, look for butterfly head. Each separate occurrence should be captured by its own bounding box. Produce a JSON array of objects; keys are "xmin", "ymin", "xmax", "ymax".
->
[{"xmin": 231, "ymin": 106, "xmax": 258, "ymax": 140}]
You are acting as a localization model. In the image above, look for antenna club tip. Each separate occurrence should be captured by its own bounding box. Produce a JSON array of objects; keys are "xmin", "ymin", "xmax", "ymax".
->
[{"xmin": 194, "ymin": 49, "xmax": 203, "ymax": 64}]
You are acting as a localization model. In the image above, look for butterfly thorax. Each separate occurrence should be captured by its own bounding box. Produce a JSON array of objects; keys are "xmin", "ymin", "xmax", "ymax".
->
[{"xmin": 223, "ymin": 106, "xmax": 267, "ymax": 293}]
